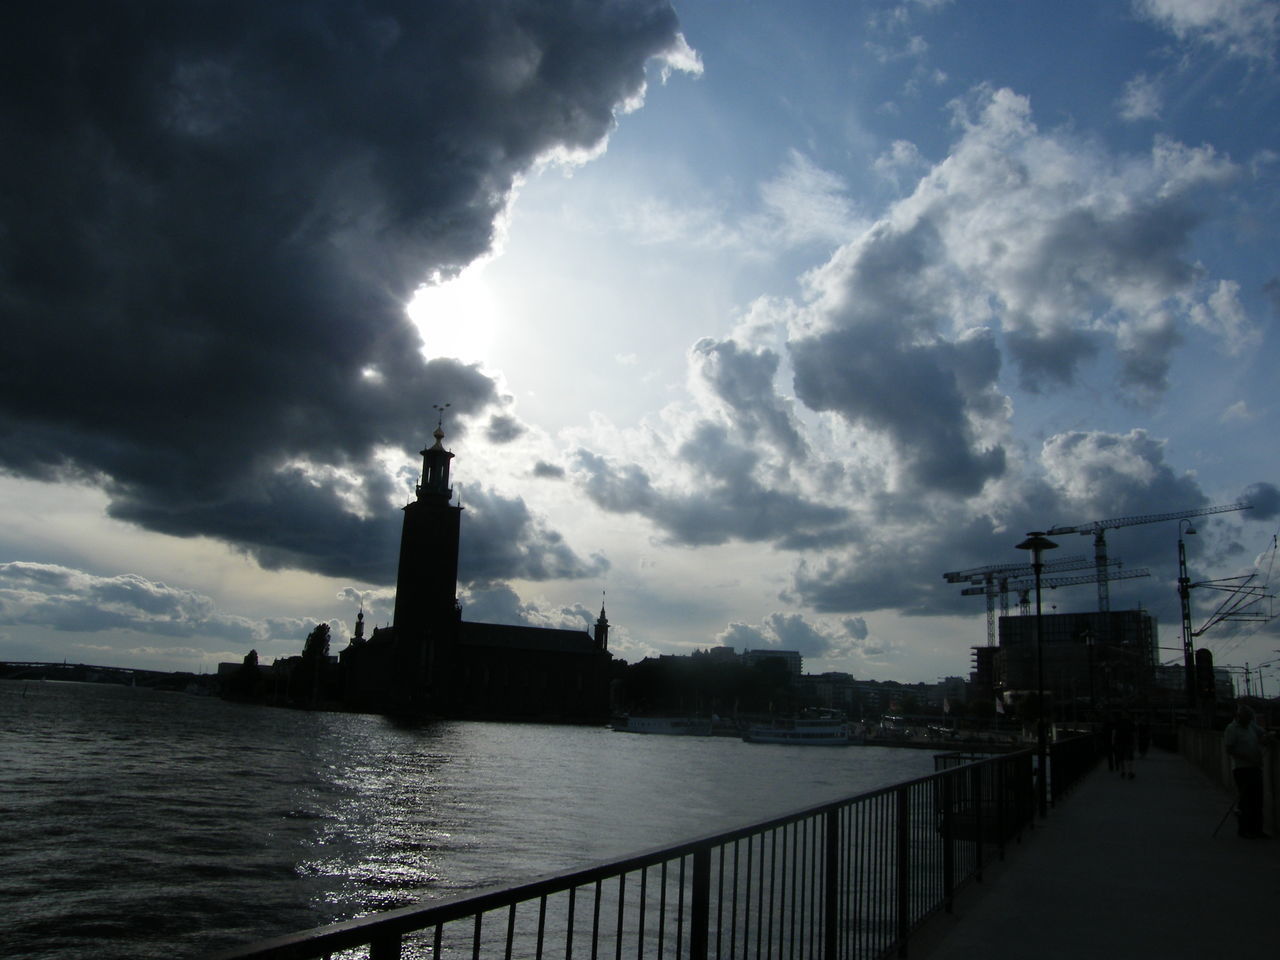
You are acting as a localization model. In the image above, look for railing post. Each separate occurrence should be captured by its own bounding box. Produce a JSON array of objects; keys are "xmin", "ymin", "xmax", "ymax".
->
[
  {"xmin": 970, "ymin": 763, "xmax": 983, "ymax": 882},
  {"xmin": 370, "ymin": 933, "xmax": 402, "ymax": 960},
  {"xmin": 690, "ymin": 848, "xmax": 711, "ymax": 960},
  {"xmin": 824, "ymin": 809, "xmax": 838, "ymax": 960},
  {"xmin": 895, "ymin": 786, "xmax": 910, "ymax": 958},
  {"xmin": 994, "ymin": 756, "xmax": 1006, "ymax": 859},
  {"xmin": 1049, "ymin": 739, "xmax": 1059, "ymax": 808},
  {"xmin": 941, "ymin": 772, "xmax": 954, "ymax": 912}
]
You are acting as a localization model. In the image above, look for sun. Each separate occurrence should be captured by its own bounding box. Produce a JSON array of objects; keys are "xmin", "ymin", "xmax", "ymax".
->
[{"xmin": 407, "ymin": 263, "xmax": 499, "ymax": 366}]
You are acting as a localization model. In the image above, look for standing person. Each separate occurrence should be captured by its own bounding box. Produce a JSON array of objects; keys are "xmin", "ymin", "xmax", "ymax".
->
[
  {"xmin": 1101, "ymin": 713, "xmax": 1116, "ymax": 771},
  {"xmin": 1114, "ymin": 713, "xmax": 1136, "ymax": 779},
  {"xmin": 1223, "ymin": 704, "xmax": 1269, "ymax": 839}
]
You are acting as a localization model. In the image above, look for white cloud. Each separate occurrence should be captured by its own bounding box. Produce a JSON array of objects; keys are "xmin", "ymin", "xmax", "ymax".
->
[
  {"xmin": 657, "ymin": 32, "xmax": 704, "ymax": 83},
  {"xmin": 0, "ymin": 561, "xmax": 317, "ymax": 647},
  {"xmin": 1221, "ymin": 399, "xmax": 1254, "ymax": 421},
  {"xmin": 757, "ymin": 150, "xmax": 861, "ymax": 249},
  {"xmin": 1135, "ymin": 0, "xmax": 1280, "ymax": 63},
  {"xmin": 1118, "ymin": 73, "xmax": 1163, "ymax": 121},
  {"xmin": 1188, "ymin": 278, "xmax": 1260, "ymax": 354},
  {"xmin": 715, "ymin": 610, "xmax": 879, "ymax": 663},
  {"xmin": 873, "ymin": 139, "xmax": 928, "ymax": 186},
  {"xmin": 1039, "ymin": 429, "xmax": 1205, "ymax": 514}
]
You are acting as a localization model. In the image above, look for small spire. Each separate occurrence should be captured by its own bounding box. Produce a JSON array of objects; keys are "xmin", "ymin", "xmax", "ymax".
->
[
  {"xmin": 416, "ymin": 407, "xmax": 456, "ymax": 499},
  {"xmin": 593, "ymin": 590, "xmax": 609, "ymax": 652}
]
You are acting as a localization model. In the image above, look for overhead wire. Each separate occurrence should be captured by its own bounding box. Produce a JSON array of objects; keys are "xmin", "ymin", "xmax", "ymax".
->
[{"xmin": 1198, "ymin": 524, "xmax": 1280, "ymax": 661}]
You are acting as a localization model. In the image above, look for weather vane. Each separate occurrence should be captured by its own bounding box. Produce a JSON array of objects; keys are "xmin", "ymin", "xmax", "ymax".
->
[{"xmin": 433, "ymin": 401, "xmax": 451, "ymax": 429}]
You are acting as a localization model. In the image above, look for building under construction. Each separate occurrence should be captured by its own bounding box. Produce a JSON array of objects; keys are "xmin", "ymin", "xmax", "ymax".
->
[{"xmin": 991, "ymin": 609, "xmax": 1156, "ymax": 711}]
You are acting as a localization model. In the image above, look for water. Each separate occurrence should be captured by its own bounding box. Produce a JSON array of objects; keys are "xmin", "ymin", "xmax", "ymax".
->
[{"xmin": 0, "ymin": 680, "xmax": 937, "ymax": 959}]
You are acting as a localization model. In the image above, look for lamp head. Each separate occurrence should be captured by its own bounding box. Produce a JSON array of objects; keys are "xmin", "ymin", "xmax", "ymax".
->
[{"xmin": 1016, "ymin": 532, "xmax": 1059, "ymax": 554}]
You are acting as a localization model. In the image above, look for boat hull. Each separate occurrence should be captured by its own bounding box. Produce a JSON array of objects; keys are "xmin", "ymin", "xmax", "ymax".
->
[{"xmin": 743, "ymin": 720, "xmax": 850, "ymax": 745}]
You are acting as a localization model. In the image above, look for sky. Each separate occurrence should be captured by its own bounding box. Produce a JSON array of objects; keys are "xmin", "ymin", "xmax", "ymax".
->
[{"xmin": 3, "ymin": 0, "xmax": 1280, "ymax": 691}]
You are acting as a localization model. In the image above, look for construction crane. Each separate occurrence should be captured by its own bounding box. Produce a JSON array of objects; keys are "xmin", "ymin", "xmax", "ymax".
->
[
  {"xmin": 963, "ymin": 566, "xmax": 1151, "ymax": 615},
  {"xmin": 1046, "ymin": 502, "xmax": 1252, "ymax": 614},
  {"xmin": 944, "ymin": 555, "xmax": 1089, "ymax": 645},
  {"xmin": 960, "ymin": 558, "xmax": 1125, "ymax": 626},
  {"xmin": 942, "ymin": 555, "xmax": 1088, "ymax": 584}
]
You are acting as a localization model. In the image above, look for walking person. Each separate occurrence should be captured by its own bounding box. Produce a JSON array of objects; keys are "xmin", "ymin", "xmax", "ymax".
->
[
  {"xmin": 1101, "ymin": 713, "xmax": 1116, "ymax": 771},
  {"xmin": 1223, "ymin": 704, "xmax": 1269, "ymax": 839},
  {"xmin": 1114, "ymin": 713, "xmax": 1135, "ymax": 779}
]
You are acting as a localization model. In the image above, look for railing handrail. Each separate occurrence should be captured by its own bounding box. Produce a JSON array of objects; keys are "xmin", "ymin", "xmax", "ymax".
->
[{"xmin": 210, "ymin": 746, "xmax": 1039, "ymax": 960}]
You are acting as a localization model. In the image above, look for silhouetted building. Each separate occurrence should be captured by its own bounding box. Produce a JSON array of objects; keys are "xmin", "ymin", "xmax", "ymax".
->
[
  {"xmin": 995, "ymin": 609, "xmax": 1155, "ymax": 709},
  {"xmin": 742, "ymin": 648, "xmax": 803, "ymax": 677},
  {"xmin": 340, "ymin": 426, "xmax": 611, "ymax": 721},
  {"xmin": 969, "ymin": 645, "xmax": 998, "ymax": 703}
]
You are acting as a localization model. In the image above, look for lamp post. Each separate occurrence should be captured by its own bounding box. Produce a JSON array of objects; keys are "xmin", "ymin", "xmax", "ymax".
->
[
  {"xmin": 1177, "ymin": 519, "xmax": 1197, "ymax": 714},
  {"xmin": 1017, "ymin": 531, "xmax": 1058, "ymax": 819},
  {"xmin": 1081, "ymin": 625, "xmax": 1096, "ymax": 717}
]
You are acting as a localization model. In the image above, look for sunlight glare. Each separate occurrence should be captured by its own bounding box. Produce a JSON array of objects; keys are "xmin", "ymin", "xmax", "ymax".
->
[{"xmin": 408, "ymin": 264, "xmax": 499, "ymax": 365}]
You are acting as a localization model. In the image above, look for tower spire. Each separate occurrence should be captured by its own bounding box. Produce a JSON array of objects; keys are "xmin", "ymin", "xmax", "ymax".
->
[
  {"xmin": 593, "ymin": 590, "xmax": 609, "ymax": 652},
  {"xmin": 416, "ymin": 403, "xmax": 454, "ymax": 501}
]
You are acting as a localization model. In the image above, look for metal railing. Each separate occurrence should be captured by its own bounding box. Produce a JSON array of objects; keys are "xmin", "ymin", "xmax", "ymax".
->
[
  {"xmin": 211, "ymin": 750, "xmax": 1037, "ymax": 960},
  {"xmin": 1048, "ymin": 731, "xmax": 1100, "ymax": 804}
]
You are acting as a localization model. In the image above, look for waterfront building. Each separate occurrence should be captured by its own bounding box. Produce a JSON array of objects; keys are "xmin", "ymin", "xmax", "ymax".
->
[
  {"xmin": 994, "ymin": 609, "xmax": 1155, "ymax": 709},
  {"xmin": 742, "ymin": 648, "xmax": 803, "ymax": 677},
  {"xmin": 339, "ymin": 425, "xmax": 612, "ymax": 721}
]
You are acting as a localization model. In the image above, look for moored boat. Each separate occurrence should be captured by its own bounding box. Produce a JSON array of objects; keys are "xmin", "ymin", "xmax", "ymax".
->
[
  {"xmin": 743, "ymin": 717, "xmax": 849, "ymax": 745},
  {"xmin": 612, "ymin": 715, "xmax": 713, "ymax": 736}
]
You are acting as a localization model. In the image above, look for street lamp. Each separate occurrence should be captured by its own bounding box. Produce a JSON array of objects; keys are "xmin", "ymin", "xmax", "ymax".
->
[
  {"xmin": 1081, "ymin": 625, "xmax": 1096, "ymax": 714},
  {"xmin": 1177, "ymin": 519, "xmax": 1197, "ymax": 714},
  {"xmin": 1017, "ymin": 531, "xmax": 1058, "ymax": 819}
]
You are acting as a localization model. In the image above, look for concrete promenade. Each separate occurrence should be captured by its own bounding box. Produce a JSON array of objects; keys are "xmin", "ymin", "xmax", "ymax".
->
[{"xmin": 912, "ymin": 747, "xmax": 1280, "ymax": 959}]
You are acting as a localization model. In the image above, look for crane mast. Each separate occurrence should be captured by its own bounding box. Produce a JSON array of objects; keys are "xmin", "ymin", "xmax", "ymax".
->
[{"xmin": 1046, "ymin": 501, "xmax": 1251, "ymax": 613}]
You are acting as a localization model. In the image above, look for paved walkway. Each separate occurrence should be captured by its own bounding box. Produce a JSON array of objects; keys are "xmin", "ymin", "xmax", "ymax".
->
[{"xmin": 911, "ymin": 748, "xmax": 1280, "ymax": 959}]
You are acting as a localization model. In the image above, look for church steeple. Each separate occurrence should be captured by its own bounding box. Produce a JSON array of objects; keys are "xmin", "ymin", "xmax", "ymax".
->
[
  {"xmin": 593, "ymin": 596, "xmax": 609, "ymax": 652},
  {"xmin": 417, "ymin": 424, "xmax": 454, "ymax": 501},
  {"xmin": 391, "ymin": 413, "xmax": 464, "ymax": 711}
]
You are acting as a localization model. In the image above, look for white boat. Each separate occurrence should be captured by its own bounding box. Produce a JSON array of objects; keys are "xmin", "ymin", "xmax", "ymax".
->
[
  {"xmin": 743, "ymin": 717, "xmax": 850, "ymax": 745},
  {"xmin": 612, "ymin": 716, "xmax": 712, "ymax": 736}
]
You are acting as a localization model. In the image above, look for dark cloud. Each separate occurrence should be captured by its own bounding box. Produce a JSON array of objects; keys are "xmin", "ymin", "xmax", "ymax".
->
[
  {"xmin": 533, "ymin": 461, "xmax": 567, "ymax": 479},
  {"xmin": 786, "ymin": 427, "xmax": 1273, "ymax": 630},
  {"xmin": 571, "ymin": 427, "xmax": 848, "ymax": 547},
  {"xmin": 0, "ymin": 1, "xmax": 683, "ymax": 580},
  {"xmin": 841, "ymin": 616, "xmax": 869, "ymax": 641},
  {"xmin": 1242, "ymin": 482, "xmax": 1280, "ymax": 520},
  {"xmin": 458, "ymin": 485, "xmax": 608, "ymax": 584},
  {"xmin": 691, "ymin": 338, "xmax": 807, "ymax": 459},
  {"xmin": 791, "ymin": 323, "xmax": 1006, "ymax": 496},
  {"xmin": 1006, "ymin": 201, "xmax": 1199, "ymax": 393},
  {"xmin": 1265, "ymin": 277, "xmax": 1280, "ymax": 317},
  {"xmin": 459, "ymin": 581, "xmax": 596, "ymax": 631},
  {"xmin": 1003, "ymin": 326, "xmax": 1098, "ymax": 392},
  {"xmin": 764, "ymin": 612, "xmax": 834, "ymax": 657},
  {"xmin": 486, "ymin": 414, "xmax": 527, "ymax": 444}
]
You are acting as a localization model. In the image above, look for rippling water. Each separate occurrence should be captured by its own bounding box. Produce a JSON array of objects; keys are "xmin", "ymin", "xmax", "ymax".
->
[{"xmin": 0, "ymin": 680, "xmax": 937, "ymax": 959}]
